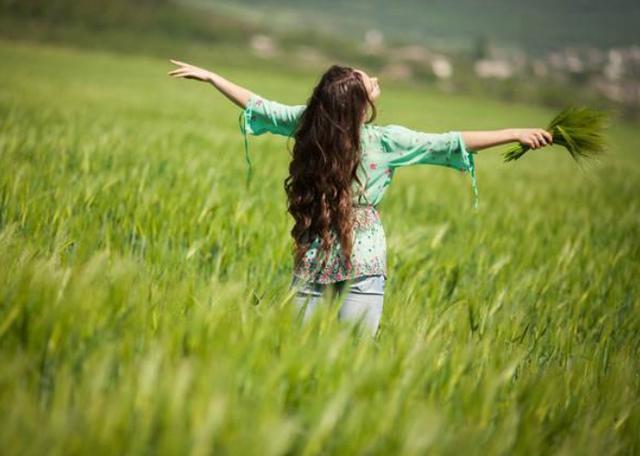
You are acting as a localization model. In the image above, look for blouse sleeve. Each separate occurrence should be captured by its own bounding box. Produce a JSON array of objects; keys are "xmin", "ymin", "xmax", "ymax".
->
[
  {"xmin": 240, "ymin": 94, "xmax": 306, "ymax": 137},
  {"xmin": 238, "ymin": 94, "xmax": 306, "ymax": 188},
  {"xmin": 379, "ymin": 124, "xmax": 479, "ymax": 208}
]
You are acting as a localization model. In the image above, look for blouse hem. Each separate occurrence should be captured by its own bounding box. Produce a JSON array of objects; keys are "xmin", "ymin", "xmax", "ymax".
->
[{"xmin": 292, "ymin": 270, "xmax": 388, "ymax": 285}]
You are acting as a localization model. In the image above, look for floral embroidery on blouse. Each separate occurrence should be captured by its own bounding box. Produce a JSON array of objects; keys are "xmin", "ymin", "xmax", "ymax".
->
[
  {"xmin": 292, "ymin": 205, "xmax": 387, "ymax": 283},
  {"xmin": 239, "ymin": 94, "xmax": 479, "ymax": 283}
]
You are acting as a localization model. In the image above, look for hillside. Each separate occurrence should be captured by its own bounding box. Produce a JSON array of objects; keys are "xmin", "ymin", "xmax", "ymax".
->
[{"xmin": 206, "ymin": 0, "xmax": 640, "ymax": 55}]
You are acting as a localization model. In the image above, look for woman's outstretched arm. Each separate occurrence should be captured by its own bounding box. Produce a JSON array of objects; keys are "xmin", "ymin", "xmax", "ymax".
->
[
  {"xmin": 169, "ymin": 59, "xmax": 305, "ymax": 138},
  {"xmin": 461, "ymin": 128, "xmax": 553, "ymax": 151},
  {"xmin": 168, "ymin": 59, "xmax": 255, "ymax": 109}
]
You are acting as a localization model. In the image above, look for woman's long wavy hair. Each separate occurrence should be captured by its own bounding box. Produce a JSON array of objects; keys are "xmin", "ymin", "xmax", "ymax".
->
[{"xmin": 284, "ymin": 65, "xmax": 377, "ymax": 273}]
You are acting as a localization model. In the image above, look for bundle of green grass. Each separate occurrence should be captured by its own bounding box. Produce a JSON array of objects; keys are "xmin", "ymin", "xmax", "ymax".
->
[{"xmin": 503, "ymin": 106, "xmax": 610, "ymax": 162}]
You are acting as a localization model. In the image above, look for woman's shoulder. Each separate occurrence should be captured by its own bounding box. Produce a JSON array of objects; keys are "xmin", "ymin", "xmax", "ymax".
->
[
  {"xmin": 363, "ymin": 123, "xmax": 415, "ymax": 148},
  {"xmin": 364, "ymin": 123, "xmax": 412, "ymax": 135}
]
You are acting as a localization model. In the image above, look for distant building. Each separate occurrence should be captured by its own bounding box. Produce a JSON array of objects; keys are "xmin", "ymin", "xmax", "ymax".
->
[
  {"xmin": 473, "ymin": 59, "xmax": 513, "ymax": 79},
  {"xmin": 249, "ymin": 35, "xmax": 279, "ymax": 59},
  {"xmin": 604, "ymin": 49, "xmax": 624, "ymax": 81},
  {"xmin": 431, "ymin": 56, "xmax": 453, "ymax": 79}
]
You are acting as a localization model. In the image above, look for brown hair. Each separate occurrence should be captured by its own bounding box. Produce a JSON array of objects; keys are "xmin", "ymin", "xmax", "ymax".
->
[{"xmin": 284, "ymin": 65, "xmax": 377, "ymax": 273}]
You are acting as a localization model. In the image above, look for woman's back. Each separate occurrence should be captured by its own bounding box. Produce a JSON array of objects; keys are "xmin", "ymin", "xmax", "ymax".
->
[{"xmin": 241, "ymin": 94, "xmax": 478, "ymax": 283}]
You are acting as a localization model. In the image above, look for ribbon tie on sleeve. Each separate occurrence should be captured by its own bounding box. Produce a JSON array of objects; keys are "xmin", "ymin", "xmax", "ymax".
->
[{"xmin": 238, "ymin": 107, "xmax": 254, "ymax": 189}]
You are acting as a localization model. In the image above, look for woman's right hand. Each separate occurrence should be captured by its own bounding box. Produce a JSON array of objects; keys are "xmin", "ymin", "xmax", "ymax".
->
[
  {"xmin": 167, "ymin": 59, "xmax": 213, "ymax": 83},
  {"xmin": 167, "ymin": 59, "xmax": 253, "ymax": 109},
  {"xmin": 516, "ymin": 128, "xmax": 554, "ymax": 149}
]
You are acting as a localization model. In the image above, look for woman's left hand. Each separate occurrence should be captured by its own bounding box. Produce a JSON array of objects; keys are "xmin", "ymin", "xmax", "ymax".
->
[
  {"xmin": 167, "ymin": 59, "xmax": 212, "ymax": 83},
  {"xmin": 516, "ymin": 128, "xmax": 554, "ymax": 149}
]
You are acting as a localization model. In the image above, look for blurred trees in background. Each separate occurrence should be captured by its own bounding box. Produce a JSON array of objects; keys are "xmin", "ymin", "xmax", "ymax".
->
[
  {"xmin": 1, "ymin": 0, "xmax": 638, "ymax": 121},
  {"xmin": 0, "ymin": 0, "xmax": 252, "ymax": 42}
]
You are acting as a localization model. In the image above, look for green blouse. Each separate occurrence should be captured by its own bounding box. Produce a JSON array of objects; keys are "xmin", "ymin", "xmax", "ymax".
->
[{"xmin": 240, "ymin": 94, "xmax": 478, "ymax": 283}]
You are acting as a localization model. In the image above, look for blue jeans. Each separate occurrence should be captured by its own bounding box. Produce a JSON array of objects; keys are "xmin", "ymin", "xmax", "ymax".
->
[{"xmin": 289, "ymin": 274, "xmax": 386, "ymax": 338}]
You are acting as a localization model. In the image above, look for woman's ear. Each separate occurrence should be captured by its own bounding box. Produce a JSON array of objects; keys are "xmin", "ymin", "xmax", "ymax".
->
[{"xmin": 365, "ymin": 100, "xmax": 377, "ymax": 123}]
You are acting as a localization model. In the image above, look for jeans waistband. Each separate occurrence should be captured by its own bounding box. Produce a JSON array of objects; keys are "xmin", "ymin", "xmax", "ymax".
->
[{"xmin": 290, "ymin": 273, "xmax": 386, "ymax": 296}]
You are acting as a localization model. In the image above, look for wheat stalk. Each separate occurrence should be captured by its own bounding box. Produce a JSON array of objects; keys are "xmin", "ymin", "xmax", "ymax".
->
[{"xmin": 503, "ymin": 106, "xmax": 610, "ymax": 162}]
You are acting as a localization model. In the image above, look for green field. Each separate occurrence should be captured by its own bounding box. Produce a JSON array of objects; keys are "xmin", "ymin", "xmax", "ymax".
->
[{"xmin": 1, "ymin": 39, "xmax": 639, "ymax": 454}]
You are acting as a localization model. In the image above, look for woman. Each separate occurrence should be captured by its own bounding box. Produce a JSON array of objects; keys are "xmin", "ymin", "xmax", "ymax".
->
[{"xmin": 168, "ymin": 60, "xmax": 553, "ymax": 337}]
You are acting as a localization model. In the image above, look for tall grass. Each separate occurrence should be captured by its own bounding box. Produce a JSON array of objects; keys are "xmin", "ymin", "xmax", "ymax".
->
[{"xmin": 0, "ymin": 40, "xmax": 639, "ymax": 455}]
